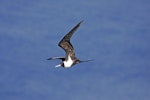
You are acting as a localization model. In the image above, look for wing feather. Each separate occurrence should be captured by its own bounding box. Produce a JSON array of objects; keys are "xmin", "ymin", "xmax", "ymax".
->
[
  {"xmin": 47, "ymin": 57, "xmax": 65, "ymax": 61},
  {"xmin": 58, "ymin": 21, "xmax": 83, "ymax": 53}
]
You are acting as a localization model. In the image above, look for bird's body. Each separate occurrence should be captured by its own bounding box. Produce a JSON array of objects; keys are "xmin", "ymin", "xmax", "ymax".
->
[
  {"xmin": 63, "ymin": 55, "xmax": 74, "ymax": 68},
  {"xmin": 48, "ymin": 21, "xmax": 93, "ymax": 68}
]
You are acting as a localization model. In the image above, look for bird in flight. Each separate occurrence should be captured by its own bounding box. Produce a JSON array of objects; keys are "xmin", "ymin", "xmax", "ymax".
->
[{"xmin": 47, "ymin": 21, "xmax": 93, "ymax": 68}]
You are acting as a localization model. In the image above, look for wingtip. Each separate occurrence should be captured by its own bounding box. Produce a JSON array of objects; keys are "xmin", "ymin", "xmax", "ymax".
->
[
  {"xmin": 47, "ymin": 58, "xmax": 51, "ymax": 60},
  {"xmin": 47, "ymin": 58, "xmax": 52, "ymax": 60},
  {"xmin": 79, "ymin": 20, "xmax": 84, "ymax": 24}
]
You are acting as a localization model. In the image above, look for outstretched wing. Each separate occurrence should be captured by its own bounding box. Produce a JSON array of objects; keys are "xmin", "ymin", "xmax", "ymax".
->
[
  {"xmin": 58, "ymin": 21, "xmax": 83, "ymax": 53},
  {"xmin": 47, "ymin": 57, "xmax": 65, "ymax": 61}
]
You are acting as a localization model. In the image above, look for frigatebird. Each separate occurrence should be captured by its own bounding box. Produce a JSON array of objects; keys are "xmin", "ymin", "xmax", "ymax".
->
[{"xmin": 47, "ymin": 21, "xmax": 93, "ymax": 68}]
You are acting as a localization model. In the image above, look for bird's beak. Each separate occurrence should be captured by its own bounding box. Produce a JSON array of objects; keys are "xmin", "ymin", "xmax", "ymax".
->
[{"xmin": 55, "ymin": 64, "xmax": 61, "ymax": 68}]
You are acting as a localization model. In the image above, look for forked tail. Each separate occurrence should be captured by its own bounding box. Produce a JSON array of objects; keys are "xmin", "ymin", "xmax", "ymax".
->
[{"xmin": 79, "ymin": 59, "xmax": 94, "ymax": 63}]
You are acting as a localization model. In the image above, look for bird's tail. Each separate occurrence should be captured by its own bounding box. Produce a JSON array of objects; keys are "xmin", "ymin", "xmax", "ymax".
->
[{"xmin": 79, "ymin": 59, "xmax": 94, "ymax": 63}]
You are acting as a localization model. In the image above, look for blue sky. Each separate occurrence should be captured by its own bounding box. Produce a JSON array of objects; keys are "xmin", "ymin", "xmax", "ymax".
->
[{"xmin": 0, "ymin": 0, "xmax": 150, "ymax": 100}]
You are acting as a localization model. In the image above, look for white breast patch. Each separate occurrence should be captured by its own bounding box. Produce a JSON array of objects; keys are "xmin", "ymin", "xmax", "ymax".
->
[{"xmin": 63, "ymin": 56, "xmax": 73, "ymax": 68}]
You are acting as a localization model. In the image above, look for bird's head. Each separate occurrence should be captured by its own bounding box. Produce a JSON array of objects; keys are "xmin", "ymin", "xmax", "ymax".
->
[{"xmin": 55, "ymin": 63, "xmax": 64, "ymax": 68}]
